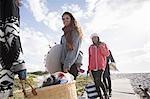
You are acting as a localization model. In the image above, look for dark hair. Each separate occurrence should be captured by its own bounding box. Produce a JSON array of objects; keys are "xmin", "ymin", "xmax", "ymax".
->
[
  {"xmin": 62, "ymin": 12, "xmax": 75, "ymax": 25},
  {"xmin": 62, "ymin": 12, "xmax": 83, "ymax": 39},
  {"xmin": 92, "ymin": 36, "xmax": 101, "ymax": 45}
]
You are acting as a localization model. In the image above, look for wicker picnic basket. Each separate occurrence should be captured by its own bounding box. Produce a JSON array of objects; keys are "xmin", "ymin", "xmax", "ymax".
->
[{"xmin": 13, "ymin": 81, "xmax": 77, "ymax": 99}]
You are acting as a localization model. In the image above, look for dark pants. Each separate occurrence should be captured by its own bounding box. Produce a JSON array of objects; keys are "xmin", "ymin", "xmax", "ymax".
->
[
  {"xmin": 61, "ymin": 64, "xmax": 78, "ymax": 80},
  {"xmin": 103, "ymin": 76, "xmax": 112, "ymax": 94},
  {"xmin": 91, "ymin": 70, "xmax": 108, "ymax": 98}
]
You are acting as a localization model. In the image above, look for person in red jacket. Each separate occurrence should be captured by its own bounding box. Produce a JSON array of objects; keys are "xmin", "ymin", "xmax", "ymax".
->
[{"xmin": 88, "ymin": 33, "xmax": 110, "ymax": 99}]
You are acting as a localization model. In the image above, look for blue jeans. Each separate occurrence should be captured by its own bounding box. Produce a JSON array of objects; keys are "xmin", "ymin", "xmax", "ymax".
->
[{"xmin": 17, "ymin": 69, "xmax": 27, "ymax": 80}]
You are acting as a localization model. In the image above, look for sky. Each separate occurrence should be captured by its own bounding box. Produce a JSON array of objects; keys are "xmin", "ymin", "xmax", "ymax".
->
[{"xmin": 19, "ymin": 0, "xmax": 150, "ymax": 73}]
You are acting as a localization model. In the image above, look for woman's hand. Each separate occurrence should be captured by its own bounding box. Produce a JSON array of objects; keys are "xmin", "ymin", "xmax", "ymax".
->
[{"xmin": 16, "ymin": 0, "xmax": 21, "ymax": 6}]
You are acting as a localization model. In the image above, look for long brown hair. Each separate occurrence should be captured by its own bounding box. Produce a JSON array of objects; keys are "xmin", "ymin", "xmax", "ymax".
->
[{"xmin": 62, "ymin": 12, "xmax": 83, "ymax": 39}]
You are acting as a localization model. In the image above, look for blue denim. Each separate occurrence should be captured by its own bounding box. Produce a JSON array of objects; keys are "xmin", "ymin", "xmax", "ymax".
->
[{"xmin": 17, "ymin": 69, "xmax": 27, "ymax": 80}]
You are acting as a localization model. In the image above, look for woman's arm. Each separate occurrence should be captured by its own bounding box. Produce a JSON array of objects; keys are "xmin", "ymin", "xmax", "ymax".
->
[
  {"xmin": 109, "ymin": 50, "xmax": 115, "ymax": 62},
  {"xmin": 63, "ymin": 31, "xmax": 81, "ymax": 70}
]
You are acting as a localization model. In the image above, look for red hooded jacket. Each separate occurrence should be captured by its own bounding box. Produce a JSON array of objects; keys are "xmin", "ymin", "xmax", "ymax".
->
[{"xmin": 88, "ymin": 43, "xmax": 109, "ymax": 71}]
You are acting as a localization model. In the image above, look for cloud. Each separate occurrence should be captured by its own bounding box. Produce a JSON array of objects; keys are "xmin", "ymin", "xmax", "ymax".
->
[
  {"xmin": 27, "ymin": 0, "xmax": 61, "ymax": 32},
  {"xmin": 84, "ymin": 0, "xmax": 150, "ymax": 50},
  {"xmin": 144, "ymin": 41, "xmax": 150, "ymax": 58},
  {"xmin": 23, "ymin": 0, "xmax": 150, "ymax": 73},
  {"xmin": 26, "ymin": 0, "xmax": 48, "ymax": 22},
  {"xmin": 22, "ymin": 0, "xmax": 29, "ymax": 9},
  {"xmin": 43, "ymin": 12, "xmax": 62, "ymax": 32},
  {"xmin": 20, "ymin": 26, "xmax": 52, "ymax": 72},
  {"xmin": 115, "ymin": 48, "xmax": 150, "ymax": 73},
  {"xmin": 82, "ymin": 0, "xmax": 150, "ymax": 73},
  {"xmin": 61, "ymin": 4, "xmax": 85, "ymax": 20},
  {"xmin": 85, "ymin": 0, "xmax": 150, "ymax": 32},
  {"xmin": 112, "ymin": 40, "xmax": 150, "ymax": 73},
  {"xmin": 85, "ymin": 0, "xmax": 99, "ymax": 16},
  {"xmin": 27, "ymin": 0, "xmax": 87, "ymax": 32}
]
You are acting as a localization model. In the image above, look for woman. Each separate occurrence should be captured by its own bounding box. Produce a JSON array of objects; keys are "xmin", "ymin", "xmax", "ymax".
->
[
  {"xmin": 0, "ymin": 0, "xmax": 26, "ymax": 98},
  {"xmin": 88, "ymin": 33, "xmax": 109, "ymax": 99},
  {"xmin": 60, "ymin": 12, "xmax": 83, "ymax": 80},
  {"xmin": 103, "ymin": 50, "xmax": 115, "ymax": 97}
]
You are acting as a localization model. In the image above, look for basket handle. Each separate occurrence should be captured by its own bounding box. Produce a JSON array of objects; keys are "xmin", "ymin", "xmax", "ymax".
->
[
  {"xmin": 20, "ymin": 79, "xmax": 38, "ymax": 97},
  {"xmin": 25, "ymin": 79, "xmax": 37, "ymax": 96}
]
